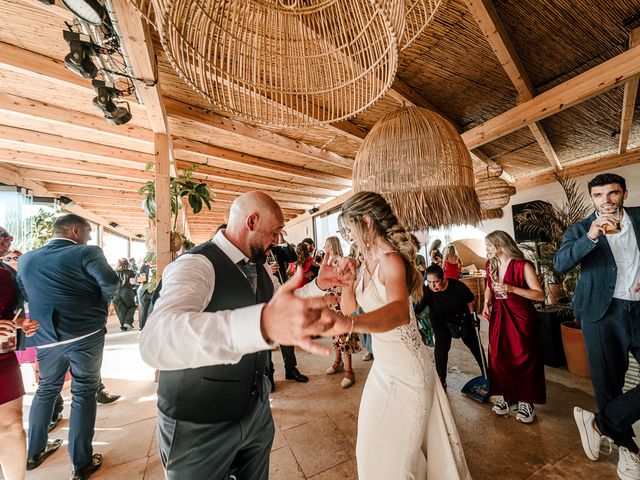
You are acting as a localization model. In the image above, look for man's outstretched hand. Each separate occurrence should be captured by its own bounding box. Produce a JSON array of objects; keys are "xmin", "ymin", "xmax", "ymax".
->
[{"xmin": 261, "ymin": 267, "xmax": 338, "ymax": 356}]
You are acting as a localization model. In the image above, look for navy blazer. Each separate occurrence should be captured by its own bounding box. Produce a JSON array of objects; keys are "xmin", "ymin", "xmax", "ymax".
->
[
  {"xmin": 17, "ymin": 239, "xmax": 118, "ymax": 345},
  {"xmin": 553, "ymin": 207, "xmax": 640, "ymax": 324}
]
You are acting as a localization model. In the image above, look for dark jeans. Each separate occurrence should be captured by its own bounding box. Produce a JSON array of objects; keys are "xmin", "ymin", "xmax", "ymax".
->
[
  {"xmin": 28, "ymin": 333, "xmax": 105, "ymax": 470},
  {"xmin": 432, "ymin": 315, "xmax": 483, "ymax": 386},
  {"xmin": 583, "ymin": 299, "xmax": 640, "ymax": 453},
  {"xmin": 266, "ymin": 346, "xmax": 297, "ymax": 376},
  {"xmin": 157, "ymin": 377, "xmax": 274, "ymax": 479}
]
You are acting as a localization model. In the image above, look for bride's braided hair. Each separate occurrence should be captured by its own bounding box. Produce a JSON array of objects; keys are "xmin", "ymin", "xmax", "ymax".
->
[{"xmin": 339, "ymin": 191, "xmax": 423, "ymax": 302}]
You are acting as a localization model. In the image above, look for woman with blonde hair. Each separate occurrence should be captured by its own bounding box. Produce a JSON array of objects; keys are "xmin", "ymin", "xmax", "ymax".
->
[
  {"xmin": 483, "ymin": 230, "xmax": 546, "ymax": 424},
  {"xmin": 323, "ymin": 236, "xmax": 361, "ymax": 388},
  {"xmin": 442, "ymin": 244, "xmax": 462, "ymax": 279},
  {"xmin": 429, "ymin": 239, "xmax": 443, "ymax": 266},
  {"xmin": 325, "ymin": 191, "xmax": 470, "ymax": 479}
]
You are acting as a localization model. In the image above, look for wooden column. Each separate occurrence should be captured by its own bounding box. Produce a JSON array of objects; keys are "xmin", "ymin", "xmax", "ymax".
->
[
  {"xmin": 154, "ymin": 133, "xmax": 171, "ymax": 276},
  {"xmin": 97, "ymin": 224, "xmax": 104, "ymax": 249}
]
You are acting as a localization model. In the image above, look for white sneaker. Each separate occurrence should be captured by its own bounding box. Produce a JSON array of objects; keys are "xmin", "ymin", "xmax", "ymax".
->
[
  {"xmin": 573, "ymin": 406, "xmax": 602, "ymax": 461},
  {"xmin": 618, "ymin": 447, "xmax": 640, "ymax": 480},
  {"xmin": 491, "ymin": 399, "xmax": 512, "ymax": 416},
  {"xmin": 515, "ymin": 402, "xmax": 536, "ymax": 424},
  {"xmin": 362, "ymin": 351, "xmax": 373, "ymax": 361}
]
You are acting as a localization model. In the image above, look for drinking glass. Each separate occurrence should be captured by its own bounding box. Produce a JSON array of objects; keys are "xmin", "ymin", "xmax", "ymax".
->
[
  {"xmin": 603, "ymin": 207, "xmax": 621, "ymax": 234},
  {"xmin": 493, "ymin": 281, "xmax": 508, "ymax": 300}
]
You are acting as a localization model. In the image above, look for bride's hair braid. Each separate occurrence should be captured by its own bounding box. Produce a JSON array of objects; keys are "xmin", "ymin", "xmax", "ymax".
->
[{"xmin": 339, "ymin": 191, "xmax": 423, "ymax": 302}]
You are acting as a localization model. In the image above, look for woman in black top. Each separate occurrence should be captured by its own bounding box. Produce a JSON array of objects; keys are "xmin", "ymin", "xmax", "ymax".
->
[
  {"xmin": 113, "ymin": 258, "xmax": 137, "ymax": 330},
  {"xmin": 415, "ymin": 264, "xmax": 484, "ymax": 388}
]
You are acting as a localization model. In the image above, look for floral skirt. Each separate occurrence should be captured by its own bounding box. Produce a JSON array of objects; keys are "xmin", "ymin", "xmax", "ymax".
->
[{"xmin": 333, "ymin": 333, "xmax": 362, "ymax": 354}]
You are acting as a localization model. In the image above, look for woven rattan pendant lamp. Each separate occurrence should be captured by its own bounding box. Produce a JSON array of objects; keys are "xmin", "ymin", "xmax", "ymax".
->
[
  {"xmin": 128, "ymin": 0, "xmax": 406, "ymax": 127},
  {"xmin": 475, "ymin": 174, "xmax": 516, "ymax": 220},
  {"xmin": 352, "ymin": 105, "xmax": 481, "ymax": 230}
]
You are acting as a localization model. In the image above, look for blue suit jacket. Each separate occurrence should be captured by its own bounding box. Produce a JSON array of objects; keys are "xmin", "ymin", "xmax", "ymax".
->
[
  {"xmin": 17, "ymin": 239, "xmax": 118, "ymax": 345},
  {"xmin": 553, "ymin": 207, "xmax": 640, "ymax": 324}
]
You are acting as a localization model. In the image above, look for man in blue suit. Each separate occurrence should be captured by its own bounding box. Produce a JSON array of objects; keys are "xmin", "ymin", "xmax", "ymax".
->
[
  {"xmin": 554, "ymin": 173, "xmax": 640, "ymax": 480},
  {"xmin": 18, "ymin": 214, "xmax": 118, "ymax": 480}
]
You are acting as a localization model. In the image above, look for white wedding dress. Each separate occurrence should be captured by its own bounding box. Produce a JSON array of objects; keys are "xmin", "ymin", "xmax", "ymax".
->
[{"xmin": 356, "ymin": 267, "xmax": 472, "ymax": 479}]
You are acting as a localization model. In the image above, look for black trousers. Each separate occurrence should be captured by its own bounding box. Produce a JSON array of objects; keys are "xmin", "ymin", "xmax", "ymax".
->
[
  {"xmin": 431, "ymin": 315, "xmax": 484, "ymax": 386},
  {"xmin": 266, "ymin": 346, "xmax": 297, "ymax": 376},
  {"xmin": 583, "ymin": 299, "xmax": 640, "ymax": 453}
]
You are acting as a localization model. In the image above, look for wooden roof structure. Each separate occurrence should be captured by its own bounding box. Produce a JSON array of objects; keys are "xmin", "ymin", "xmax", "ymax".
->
[{"xmin": 1, "ymin": 0, "xmax": 640, "ymax": 248}]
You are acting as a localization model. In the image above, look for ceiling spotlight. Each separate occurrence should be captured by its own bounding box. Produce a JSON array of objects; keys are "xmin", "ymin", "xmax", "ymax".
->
[
  {"xmin": 61, "ymin": 0, "xmax": 107, "ymax": 25},
  {"xmin": 63, "ymin": 30, "xmax": 98, "ymax": 79},
  {"xmin": 108, "ymin": 221, "xmax": 119, "ymax": 228},
  {"xmin": 92, "ymin": 80, "xmax": 132, "ymax": 126}
]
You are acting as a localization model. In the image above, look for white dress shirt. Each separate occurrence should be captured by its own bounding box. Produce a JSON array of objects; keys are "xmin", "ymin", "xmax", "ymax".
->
[
  {"xmin": 606, "ymin": 208, "xmax": 640, "ymax": 301},
  {"xmin": 139, "ymin": 231, "xmax": 325, "ymax": 370}
]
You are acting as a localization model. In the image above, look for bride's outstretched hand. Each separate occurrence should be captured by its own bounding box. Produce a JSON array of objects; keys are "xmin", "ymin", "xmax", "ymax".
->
[
  {"xmin": 317, "ymin": 253, "xmax": 356, "ymax": 290},
  {"xmin": 319, "ymin": 309, "xmax": 353, "ymax": 337}
]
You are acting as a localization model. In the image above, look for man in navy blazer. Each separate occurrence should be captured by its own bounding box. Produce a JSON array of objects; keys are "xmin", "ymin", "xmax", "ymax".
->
[
  {"xmin": 18, "ymin": 214, "xmax": 118, "ymax": 480},
  {"xmin": 554, "ymin": 173, "xmax": 640, "ymax": 479}
]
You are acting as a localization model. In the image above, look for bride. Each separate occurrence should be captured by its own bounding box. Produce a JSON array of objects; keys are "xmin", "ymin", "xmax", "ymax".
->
[{"xmin": 325, "ymin": 191, "xmax": 471, "ymax": 479}]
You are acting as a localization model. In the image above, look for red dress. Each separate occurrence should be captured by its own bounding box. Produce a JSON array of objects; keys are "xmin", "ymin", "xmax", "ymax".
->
[
  {"xmin": 486, "ymin": 259, "xmax": 546, "ymax": 404},
  {"xmin": 0, "ymin": 267, "xmax": 24, "ymax": 405},
  {"xmin": 443, "ymin": 260, "xmax": 461, "ymax": 279}
]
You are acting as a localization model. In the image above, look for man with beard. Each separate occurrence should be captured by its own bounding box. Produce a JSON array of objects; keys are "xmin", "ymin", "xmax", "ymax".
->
[
  {"xmin": 554, "ymin": 173, "xmax": 640, "ymax": 480},
  {"xmin": 139, "ymin": 191, "xmax": 342, "ymax": 480}
]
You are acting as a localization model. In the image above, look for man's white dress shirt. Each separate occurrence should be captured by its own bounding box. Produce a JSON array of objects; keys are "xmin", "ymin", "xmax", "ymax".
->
[
  {"xmin": 606, "ymin": 208, "xmax": 640, "ymax": 301},
  {"xmin": 139, "ymin": 231, "xmax": 325, "ymax": 370}
]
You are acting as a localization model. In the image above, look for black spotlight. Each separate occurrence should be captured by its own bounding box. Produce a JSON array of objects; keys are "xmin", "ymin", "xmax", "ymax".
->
[
  {"xmin": 92, "ymin": 80, "xmax": 132, "ymax": 126},
  {"xmin": 63, "ymin": 31, "xmax": 98, "ymax": 79},
  {"xmin": 308, "ymin": 207, "xmax": 319, "ymax": 214},
  {"xmin": 108, "ymin": 221, "xmax": 119, "ymax": 228}
]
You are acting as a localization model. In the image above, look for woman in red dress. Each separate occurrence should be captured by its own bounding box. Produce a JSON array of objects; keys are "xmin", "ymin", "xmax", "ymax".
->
[
  {"xmin": 482, "ymin": 230, "xmax": 546, "ymax": 424},
  {"xmin": 0, "ymin": 266, "xmax": 38, "ymax": 480},
  {"xmin": 288, "ymin": 242, "xmax": 313, "ymax": 288},
  {"xmin": 442, "ymin": 244, "xmax": 462, "ymax": 279}
]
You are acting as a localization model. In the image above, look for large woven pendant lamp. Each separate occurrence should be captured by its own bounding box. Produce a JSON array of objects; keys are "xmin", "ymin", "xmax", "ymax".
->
[
  {"xmin": 475, "ymin": 174, "xmax": 516, "ymax": 220},
  {"xmin": 352, "ymin": 105, "xmax": 481, "ymax": 230},
  {"xmin": 127, "ymin": 0, "xmax": 405, "ymax": 127}
]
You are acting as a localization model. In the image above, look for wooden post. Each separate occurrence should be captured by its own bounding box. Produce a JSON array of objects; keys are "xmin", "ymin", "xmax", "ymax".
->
[
  {"xmin": 127, "ymin": 237, "xmax": 132, "ymax": 259},
  {"xmin": 97, "ymin": 224, "xmax": 104, "ymax": 249},
  {"xmin": 155, "ymin": 133, "xmax": 171, "ymax": 276}
]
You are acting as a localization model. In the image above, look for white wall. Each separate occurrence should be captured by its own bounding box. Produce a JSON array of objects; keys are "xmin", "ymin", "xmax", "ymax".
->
[
  {"xmin": 479, "ymin": 164, "xmax": 640, "ymax": 236},
  {"xmin": 286, "ymin": 218, "xmax": 314, "ymax": 246}
]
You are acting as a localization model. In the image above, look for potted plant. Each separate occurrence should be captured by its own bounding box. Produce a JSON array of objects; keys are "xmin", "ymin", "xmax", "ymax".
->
[
  {"xmin": 514, "ymin": 171, "xmax": 591, "ymax": 378},
  {"xmin": 139, "ymin": 166, "xmax": 215, "ymax": 254}
]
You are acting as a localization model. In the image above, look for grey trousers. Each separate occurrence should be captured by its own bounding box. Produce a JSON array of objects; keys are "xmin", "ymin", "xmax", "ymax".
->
[{"xmin": 157, "ymin": 378, "xmax": 275, "ymax": 480}]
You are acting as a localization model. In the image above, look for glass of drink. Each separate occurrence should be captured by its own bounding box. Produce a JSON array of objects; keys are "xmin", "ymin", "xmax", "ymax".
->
[
  {"xmin": 603, "ymin": 208, "xmax": 621, "ymax": 234},
  {"xmin": 493, "ymin": 282, "xmax": 508, "ymax": 300}
]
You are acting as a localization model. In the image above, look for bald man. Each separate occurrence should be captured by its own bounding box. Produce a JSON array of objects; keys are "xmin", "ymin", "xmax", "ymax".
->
[{"xmin": 140, "ymin": 191, "xmax": 341, "ymax": 480}]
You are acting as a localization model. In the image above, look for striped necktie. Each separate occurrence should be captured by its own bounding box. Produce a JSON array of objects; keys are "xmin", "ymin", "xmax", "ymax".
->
[{"xmin": 237, "ymin": 260, "xmax": 257, "ymax": 294}]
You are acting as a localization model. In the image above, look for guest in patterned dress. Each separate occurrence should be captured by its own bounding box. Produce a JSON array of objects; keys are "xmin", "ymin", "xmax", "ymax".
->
[{"xmin": 324, "ymin": 237, "xmax": 361, "ymax": 388}]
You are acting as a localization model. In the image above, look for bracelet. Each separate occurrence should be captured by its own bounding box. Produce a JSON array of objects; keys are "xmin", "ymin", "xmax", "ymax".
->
[{"xmin": 345, "ymin": 314, "xmax": 356, "ymax": 343}]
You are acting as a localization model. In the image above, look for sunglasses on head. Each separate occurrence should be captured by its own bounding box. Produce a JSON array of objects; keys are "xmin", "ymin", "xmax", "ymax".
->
[{"xmin": 4, "ymin": 256, "xmax": 18, "ymax": 262}]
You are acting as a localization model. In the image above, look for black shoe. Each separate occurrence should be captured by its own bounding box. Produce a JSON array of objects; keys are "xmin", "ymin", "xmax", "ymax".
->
[
  {"xmin": 96, "ymin": 390, "xmax": 121, "ymax": 404},
  {"xmin": 48, "ymin": 412, "xmax": 63, "ymax": 433},
  {"xmin": 70, "ymin": 453, "xmax": 102, "ymax": 480},
  {"xmin": 119, "ymin": 326, "xmax": 129, "ymax": 331},
  {"xmin": 285, "ymin": 368, "xmax": 309, "ymax": 383},
  {"xmin": 26, "ymin": 438, "xmax": 63, "ymax": 470},
  {"xmin": 266, "ymin": 373, "xmax": 276, "ymax": 392}
]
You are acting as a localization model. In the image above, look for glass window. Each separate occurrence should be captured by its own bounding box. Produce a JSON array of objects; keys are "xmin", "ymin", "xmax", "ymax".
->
[
  {"xmin": 102, "ymin": 231, "xmax": 129, "ymax": 267},
  {"xmin": 314, "ymin": 209, "xmax": 350, "ymax": 256}
]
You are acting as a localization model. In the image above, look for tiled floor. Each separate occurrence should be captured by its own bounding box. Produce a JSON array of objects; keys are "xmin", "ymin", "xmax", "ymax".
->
[{"xmin": 11, "ymin": 314, "xmax": 638, "ymax": 479}]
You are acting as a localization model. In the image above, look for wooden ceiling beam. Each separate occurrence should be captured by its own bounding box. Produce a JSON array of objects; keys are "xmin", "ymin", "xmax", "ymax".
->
[
  {"xmin": 164, "ymin": 98, "xmax": 354, "ymax": 170},
  {"xmin": 515, "ymin": 147, "xmax": 640, "ymax": 190},
  {"xmin": 0, "ymin": 124, "xmax": 153, "ymax": 166},
  {"xmin": 173, "ymin": 138, "xmax": 350, "ymax": 187},
  {"xmin": 0, "ymin": 164, "xmax": 134, "ymax": 237},
  {"xmin": 619, "ymin": 28, "xmax": 640, "ymax": 154},
  {"xmin": 463, "ymin": 0, "xmax": 561, "ymax": 170},
  {"xmin": 44, "ymin": 184, "xmax": 144, "ymax": 199},
  {"xmin": 461, "ymin": 44, "xmax": 640, "ymax": 149},
  {"xmin": 75, "ymin": 197, "xmax": 144, "ymax": 207},
  {"xmin": 180, "ymin": 162, "xmax": 341, "ymax": 197},
  {"xmin": 0, "ymin": 149, "xmax": 152, "ymax": 182},
  {"xmin": 20, "ymin": 169, "xmax": 144, "ymax": 191},
  {"xmin": 0, "ymin": 92, "xmax": 152, "ymax": 145}
]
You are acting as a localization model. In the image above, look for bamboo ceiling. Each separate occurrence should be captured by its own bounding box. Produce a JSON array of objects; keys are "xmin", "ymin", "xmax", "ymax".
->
[{"xmin": 0, "ymin": 0, "xmax": 639, "ymax": 244}]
